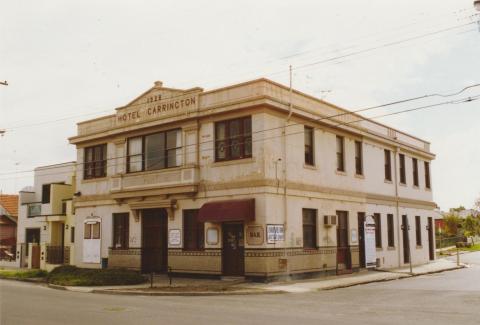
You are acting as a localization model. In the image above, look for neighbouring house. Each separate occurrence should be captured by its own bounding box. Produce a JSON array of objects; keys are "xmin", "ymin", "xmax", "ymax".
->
[
  {"xmin": 16, "ymin": 162, "xmax": 76, "ymax": 270},
  {"xmin": 0, "ymin": 194, "xmax": 19, "ymax": 265},
  {"xmin": 68, "ymin": 78, "xmax": 437, "ymax": 280}
]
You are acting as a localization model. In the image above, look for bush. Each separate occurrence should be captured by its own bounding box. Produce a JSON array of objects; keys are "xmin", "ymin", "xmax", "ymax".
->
[
  {"xmin": 47, "ymin": 265, "xmax": 146, "ymax": 286},
  {"xmin": 0, "ymin": 269, "xmax": 48, "ymax": 279}
]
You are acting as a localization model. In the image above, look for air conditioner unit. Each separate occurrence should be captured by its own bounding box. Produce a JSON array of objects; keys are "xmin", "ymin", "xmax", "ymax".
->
[{"xmin": 323, "ymin": 215, "xmax": 337, "ymax": 227}]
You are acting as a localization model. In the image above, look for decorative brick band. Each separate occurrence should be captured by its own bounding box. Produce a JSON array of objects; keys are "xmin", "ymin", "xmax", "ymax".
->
[
  {"xmin": 168, "ymin": 249, "xmax": 221, "ymax": 257},
  {"xmin": 108, "ymin": 248, "xmax": 142, "ymax": 256}
]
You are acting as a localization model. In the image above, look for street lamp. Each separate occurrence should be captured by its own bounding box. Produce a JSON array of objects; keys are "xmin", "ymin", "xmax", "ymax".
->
[{"xmin": 475, "ymin": 0, "xmax": 480, "ymax": 11}]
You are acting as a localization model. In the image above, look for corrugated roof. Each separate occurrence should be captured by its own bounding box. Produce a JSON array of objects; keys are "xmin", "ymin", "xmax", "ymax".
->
[{"xmin": 0, "ymin": 195, "xmax": 19, "ymax": 219}]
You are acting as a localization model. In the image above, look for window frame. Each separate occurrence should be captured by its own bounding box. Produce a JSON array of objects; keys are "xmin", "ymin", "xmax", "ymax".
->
[
  {"xmin": 373, "ymin": 213, "xmax": 382, "ymax": 248},
  {"xmin": 415, "ymin": 215, "xmax": 422, "ymax": 246},
  {"xmin": 84, "ymin": 144, "xmax": 107, "ymax": 179},
  {"xmin": 126, "ymin": 128, "xmax": 182, "ymax": 173},
  {"xmin": 412, "ymin": 158, "xmax": 419, "ymax": 187},
  {"xmin": 384, "ymin": 149, "xmax": 392, "ymax": 181},
  {"xmin": 302, "ymin": 208, "xmax": 317, "ymax": 249},
  {"xmin": 41, "ymin": 184, "xmax": 51, "ymax": 204},
  {"xmin": 336, "ymin": 136, "xmax": 345, "ymax": 172},
  {"xmin": 214, "ymin": 116, "xmax": 252, "ymax": 162},
  {"xmin": 354, "ymin": 141, "xmax": 363, "ymax": 175},
  {"xmin": 183, "ymin": 209, "xmax": 204, "ymax": 251},
  {"xmin": 112, "ymin": 213, "xmax": 129, "ymax": 250},
  {"xmin": 304, "ymin": 126, "xmax": 314, "ymax": 166},
  {"xmin": 387, "ymin": 214, "xmax": 394, "ymax": 247},
  {"xmin": 424, "ymin": 161, "xmax": 431, "ymax": 189},
  {"xmin": 399, "ymin": 153, "xmax": 406, "ymax": 184}
]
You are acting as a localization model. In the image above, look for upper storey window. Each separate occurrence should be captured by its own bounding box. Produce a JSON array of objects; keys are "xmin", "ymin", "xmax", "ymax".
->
[
  {"xmin": 215, "ymin": 116, "xmax": 252, "ymax": 162},
  {"xmin": 84, "ymin": 144, "xmax": 107, "ymax": 179},
  {"xmin": 127, "ymin": 129, "xmax": 182, "ymax": 173},
  {"xmin": 304, "ymin": 126, "xmax": 314, "ymax": 166},
  {"xmin": 384, "ymin": 149, "xmax": 392, "ymax": 181},
  {"xmin": 336, "ymin": 136, "xmax": 345, "ymax": 172}
]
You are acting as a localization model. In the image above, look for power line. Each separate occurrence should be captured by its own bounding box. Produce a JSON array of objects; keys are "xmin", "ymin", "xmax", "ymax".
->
[
  {"xmin": 0, "ymin": 93, "xmax": 477, "ymax": 181},
  {"xmin": 2, "ymin": 18, "xmax": 477, "ymax": 132}
]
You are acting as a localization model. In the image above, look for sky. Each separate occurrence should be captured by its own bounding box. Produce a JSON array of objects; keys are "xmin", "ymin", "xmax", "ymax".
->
[{"xmin": 0, "ymin": 0, "xmax": 479, "ymax": 210}]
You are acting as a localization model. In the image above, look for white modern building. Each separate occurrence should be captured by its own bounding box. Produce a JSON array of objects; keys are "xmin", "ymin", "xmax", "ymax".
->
[
  {"xmin": 68, "ymin": 79, "xmax": 436, "ymax": 280},
  {"xmin": 16, "ymin": 162, "xmax": 76, "ymax": 270}
]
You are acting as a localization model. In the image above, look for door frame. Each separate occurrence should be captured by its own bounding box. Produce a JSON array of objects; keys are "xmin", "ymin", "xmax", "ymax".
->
[
  {"xmin": 221, "ymin": 222, "xmax": 245, "ymax": 276},
  {"xmin": 428, "ymin": 217, "xmax": 435, "ymax": 260},
  {"xmin": 336, "ymin": 211, "xmax": 352, "ymax": 275},
  {"xmin": 357, "ymin": 212, "xmax": 366, "ymax": 268},
  {"xmin": 141, "ymin": 209, "xmax": 168, "ymax": 273}
]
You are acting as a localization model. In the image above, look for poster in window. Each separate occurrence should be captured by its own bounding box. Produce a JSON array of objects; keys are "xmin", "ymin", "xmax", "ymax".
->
[{"xmin": 365, "ymin": 216, "xmax": 377, "ymax": 268}]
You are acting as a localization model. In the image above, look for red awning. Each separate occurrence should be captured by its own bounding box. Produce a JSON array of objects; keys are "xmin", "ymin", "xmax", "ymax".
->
[{"xmin": 198, "ymin": 199, "xmax": 255, "ymax": 222}]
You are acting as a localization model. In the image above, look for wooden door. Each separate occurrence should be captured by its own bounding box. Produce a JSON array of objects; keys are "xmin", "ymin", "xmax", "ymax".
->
[
  {"xmin": 357, "ymin": 212, "xmax": 366, "ymax": 268},
  {"xmin": 31, "ymin": 245, "xmax": 40, "ymax": 269},
  {"xmin": 336, "ymin": 211, "xmax": 352, "ymax": 274},
  {"xmin": 402, "ymin": 215, "xmax": 410, "ymax": 264},
  {"xmin": 428, "ymin": 217, "xmax": 434, "ymax": 261},
  {"xmin": 222, "ymin": 223, "xmax": 244, "ymax": 276},
  {"xmin": 142, "ymin": 209, "xmax": 168, "ymax": 273}
]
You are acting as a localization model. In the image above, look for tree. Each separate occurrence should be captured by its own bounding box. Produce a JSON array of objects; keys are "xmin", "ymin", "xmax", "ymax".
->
[{"xmin": 443, "ymin": 214, "xmax": 462, "ymax": 237}]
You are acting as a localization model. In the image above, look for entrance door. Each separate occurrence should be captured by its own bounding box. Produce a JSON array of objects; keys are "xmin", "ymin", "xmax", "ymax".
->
[
  {"xmin": 222, "ymin": 223, "xmax": 244, "ymax": 276},
  {"xmin": 31, "ymin": 245, "xmax": 40, "ymax": 269},
  {"xmin": 402, "ymin": 215, "xmax": 410, "ymax": 264},
  {"xmin": 25, "ymin": 228, "xmax": 40, "ymax": 257},
  {"xmin": 357, "ymin": 212, "xmax": 366, "ymax": 268},
  {"xmin": 336, "ymin": 211, "xmax": 352, "ymax": 274},
  {"xmin": 142, "ymin": 209, "xmax": 168, "ymax": 273},
  {"xmin": 428, "ymin": 217, "xmax": 434, "ymax": 261}
]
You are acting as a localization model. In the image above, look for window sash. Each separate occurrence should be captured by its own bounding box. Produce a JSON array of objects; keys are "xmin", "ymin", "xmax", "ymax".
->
[
  {"xmin": 304, "ymin": 127, "xmax": 314, "ymax": 165},
  {"xmin": 84, "ymin": 144, "xmax": 107, "ymax": 179},
  {"xmin": 384, "ymin": 150, "xmax": 392, "ymax": 181},
  {"xmin": 302, "ymin": 209, "xmax": 317, "ymax": 249},
  {"xmin": 113, "ymin": 213, "xmax": 129, "ymax": 249},
  {"xmin": 424, "ymin": 161, "xmax": 431, "ymax": 188},
  {"xmin": 355, "ymin": 141, "xmax": 363, "ymax": 175},
  {"xmin": 415, "ymin": 216, "xmax": 422, "ymax": 246},
  {"xmin": 336, "ymin": 136, "xmax": 344, "ymax": 172},
  {"xmin": 413, "ymin": 158, "xmax": 419, "ymax": 186},
  {"xmin": 183, "ymin": 210, "xmax": 204, "ymax": 250},
  {"xmin": 399, "ymin": 154, "xmax": 406, "ymax": 184},
  {"xmin": 387, "ymin": 214, "xmax": 394, "ymax": 247},
  {"xmin": 215, "ymin": 117, "xmax": 252, "ymax": 162}
]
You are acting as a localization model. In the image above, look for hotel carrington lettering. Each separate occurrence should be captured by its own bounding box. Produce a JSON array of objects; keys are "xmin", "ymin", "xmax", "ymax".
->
[{"xmin": 116, "ymin": 94, "xmax": 198, "ymax": 125}]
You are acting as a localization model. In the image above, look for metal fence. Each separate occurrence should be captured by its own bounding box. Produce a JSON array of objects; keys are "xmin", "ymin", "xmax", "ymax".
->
[{"xmin": 46, "ymin": 246, "xmax": 65, "ymax": 265}]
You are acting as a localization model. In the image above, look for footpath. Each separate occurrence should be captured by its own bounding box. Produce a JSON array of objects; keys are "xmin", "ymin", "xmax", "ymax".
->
[{"xmin": 46, "ymin": 257, "xmax": 465, "ymax": 296}]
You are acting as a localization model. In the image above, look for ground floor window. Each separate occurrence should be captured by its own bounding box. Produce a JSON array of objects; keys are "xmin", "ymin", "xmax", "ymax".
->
[
  {"xmin": 302, "ymin": 209, "xmax": 317, "ymax": 249},
  {"xmin": 183, "ymin": 209, "xmax": 204, "ymax": 250},
  {"xmin": 113, "ymin": 213, "xmax": 129, "ymax": 249}
]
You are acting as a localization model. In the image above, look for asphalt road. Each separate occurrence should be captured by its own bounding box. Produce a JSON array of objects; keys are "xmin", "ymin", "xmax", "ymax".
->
[{"xmin": 1, "ymin": 252, "xmax": 480, "ymax": 325}]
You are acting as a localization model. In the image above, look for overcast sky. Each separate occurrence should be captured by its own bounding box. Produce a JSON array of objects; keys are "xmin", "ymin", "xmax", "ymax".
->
[{"xmin": 0, "ymin": 0, "xmax": 479, "ymax": 210}]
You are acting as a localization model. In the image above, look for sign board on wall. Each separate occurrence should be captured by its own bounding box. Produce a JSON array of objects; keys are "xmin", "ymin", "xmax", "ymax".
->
[
  {"xmin": 364, "ymin": 216, "xmax": 377, "ymax": 268},
  {"xmin": 246, "ymin": 226, "xmax": 264, "ymax": 245},
  {"xmin": 266, "ymin": 224, "xmax": 285, "ymax": 244},
  {"xmin": 168, "ymin": 229, "xmax": 181, "ymax": 246},
  {"xmin": 206, "ymin": 227, "xmax": 219, "ymax": 245},
  {"xmin": 351, "ymin": 229, "xmax": 358, "ymax": 244}
]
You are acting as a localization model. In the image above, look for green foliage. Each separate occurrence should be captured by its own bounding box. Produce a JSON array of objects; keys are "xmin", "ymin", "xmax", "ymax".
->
[
  {"xmin": 451, "ymin": 206, "xmax": 466, "ymax": 212},
  {"xmin": 0, "ymin": 269, "xmax": 47, "ymax": 279},
  {"xmin": 47, "ymin": 265, "xmax": 146, "ymax": 286},
  {"xmin": 443, "ymin": 214, "xmax": 462, "ymax": 236},
  {"xmin": 462, "ymin": 215, "xmax": 480, "ymax": 238}
]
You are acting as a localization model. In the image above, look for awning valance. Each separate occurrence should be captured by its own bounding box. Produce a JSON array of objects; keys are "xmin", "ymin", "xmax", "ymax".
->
[{"xmin": 198, "ymin": 198, "xmax": 255, "ymax": 223}]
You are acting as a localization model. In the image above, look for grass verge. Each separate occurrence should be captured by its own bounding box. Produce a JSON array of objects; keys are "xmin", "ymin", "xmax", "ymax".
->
[
  {"xmin": 0, "ymin": 268, "xmax": 48, "ymax": 279},
  {"xmin": 47, "ymin": 265, "xmax": 146, "ymax": 286}
]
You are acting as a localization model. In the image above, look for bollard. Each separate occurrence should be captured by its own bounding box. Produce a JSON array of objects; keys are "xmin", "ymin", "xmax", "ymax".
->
[
  {"xmin": 168, "ymin": 266, "xmax": 172, "ymax": 286},
  {"xmin": 457, "ymin": 247, "xmax": 460, "ymax": 266}
]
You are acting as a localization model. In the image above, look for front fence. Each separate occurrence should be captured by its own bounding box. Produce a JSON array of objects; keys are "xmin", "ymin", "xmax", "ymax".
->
[{"xmin": 46, "ymin": 246, "xmax": 65, "ymax": 265}]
